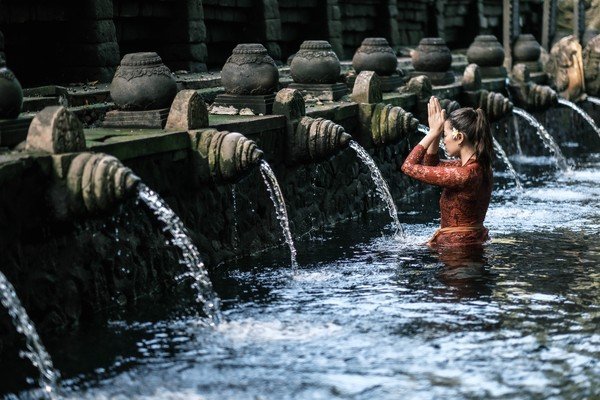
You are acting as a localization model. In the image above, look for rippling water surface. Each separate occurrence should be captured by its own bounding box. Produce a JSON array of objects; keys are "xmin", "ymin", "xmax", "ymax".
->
[{"xmin": 11, "ymin": 138, "xmax": 600, "ymax": 399}]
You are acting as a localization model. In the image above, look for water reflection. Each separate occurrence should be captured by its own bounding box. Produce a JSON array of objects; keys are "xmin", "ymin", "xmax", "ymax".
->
[{"xmin": 434, "ymin": 244, "xmax": 494, "ymax": 299}]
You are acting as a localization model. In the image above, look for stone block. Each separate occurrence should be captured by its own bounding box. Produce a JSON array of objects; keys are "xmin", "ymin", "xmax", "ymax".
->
[
  {"xmin": 262, "ymin": 0, "xmax": 280, "ymax": 19},
  {"xmin": 187, "ymin": 20, "xmax": 207, "ymax": 42},
  {"xmin": 166, "ymin": 90, "xmax": 209, "ymax": 131},
  {"xmin": 352, "ymin": 71, "xmax": 383, "ymax": 104},
  {"xmin": 273, "ymin": 88, "xmax": 306, "ymax": 121},
  {"xmin": 78, "ymin": 0, "xmax": 113, "ymax": 19},
  {"xmin": 265, "ymin": 18, "xmax": 282, "ymax": 41},
  {"xmin": 67, "ymin": 20, "xmax": 117, "ymax": 44},
  {"xmin": 26, "ymin": 106, "xmax": 86, "ymax": 154}
]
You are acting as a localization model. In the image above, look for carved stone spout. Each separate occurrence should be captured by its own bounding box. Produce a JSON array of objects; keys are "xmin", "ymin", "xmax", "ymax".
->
[
  {"xmin": 190, "ymin": 129, "xmax": 264, "ymax": 184},
  {"xmin": 368, "ymin": 104, "xmax": 419, "ymax": 147},
  {"xmin": 507, "ymin": 64, "xmax": 558, "ymax": 111},
  {"xmin": 63, "ymin": 152, "xmax": 141, "ymax": 216},
  {"xmin": 287, "ymin": 117, "xmax": 351, "ymax": 165},
  {"xmin": 457, "ymin": 65, "xmax": 512, "ymax": 121},
  {"xmin": 546, "ymin": 35, "xmax": 586, "ymax": 101}
]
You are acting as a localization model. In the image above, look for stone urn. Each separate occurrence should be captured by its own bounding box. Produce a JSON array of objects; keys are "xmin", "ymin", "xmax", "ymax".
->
[
  {"xmin": 352, "ymin": 37, "xmax": 397, "ymax": 76},
  {"xmin": 290, "ymin": 40, "xmax": 341, "ymax": 84},
  {"xmin": 513, "ymin": 34, "xmax": 541, "ymax": 63},
  {"xmin": 220, "ymin": 43, "xmax": 279, "ymax": 95},
  {"xmin": 110, "ymin": 52, "xmax": 177, "ymax": 111},
  {"xmin": 466, "ymin": 35, "xmax": 505, "ymax": 67},
  {"xmin": 0, "ymin": 58, "xmax": 23, "ymax": 119},
  {"xmin": 411, "ymin": 38, "xmax": 452, "ymax": 72}
]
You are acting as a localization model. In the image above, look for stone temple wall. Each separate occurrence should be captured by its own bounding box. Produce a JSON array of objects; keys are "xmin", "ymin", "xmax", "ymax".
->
[{"xmin": 0, "ymin": 0, "xmax": 554, "ymax": 86}]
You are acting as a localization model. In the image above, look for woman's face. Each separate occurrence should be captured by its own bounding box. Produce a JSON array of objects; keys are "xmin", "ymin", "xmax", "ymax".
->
[{"xmin": 443, "ymin": 120, "xmax": 462, "ymax": 157}]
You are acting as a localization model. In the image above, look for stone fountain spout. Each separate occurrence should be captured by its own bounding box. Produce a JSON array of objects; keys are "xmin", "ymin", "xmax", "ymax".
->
[
  {"xmin": 64, "ymin": 152, "xmax": 141, "ymax": 215},
  {"xmin": 458, "ymin": 64, "xmax": 513, "ymax": 121},
  {"xmin": 287, "ymin": 116, "xmax": 352, "ymax": 165},
  {"xmin": 507, "ymin": 64, "xmax": 558, "ymax": 112},
  {"xmin": 353, "ymin": 71, "xmax": 419, "ymax": 147},
  {"xmin": 190, "ymin": 129, "xmax": 264, "ymax": 184}
]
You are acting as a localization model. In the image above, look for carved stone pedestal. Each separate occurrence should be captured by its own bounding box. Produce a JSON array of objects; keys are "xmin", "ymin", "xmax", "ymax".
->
[
  {"xmin": 212, "ymin": 93, "xmax": 276, "ymax": 115},
  {"xmin": 287, "ymin": 82, "xmax": 348, "ymax": 101},
  {"xmin": 103, "ymin": 108, "xmax": 170, "ymax": 129}
]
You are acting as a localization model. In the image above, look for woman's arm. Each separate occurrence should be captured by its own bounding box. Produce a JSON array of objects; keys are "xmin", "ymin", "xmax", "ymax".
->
[{"xmin": 401, "ymin": 161, "xmax": 481, "ymax": 189}]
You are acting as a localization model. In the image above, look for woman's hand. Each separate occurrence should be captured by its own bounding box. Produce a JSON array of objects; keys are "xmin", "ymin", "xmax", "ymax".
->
[{"xmin": 427, "ymin": 96, "xmax": 446, "ymax": 137}]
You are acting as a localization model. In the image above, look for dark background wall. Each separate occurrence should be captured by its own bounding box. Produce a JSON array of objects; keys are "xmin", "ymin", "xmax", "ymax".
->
[{"xmin": 0, "ymin": 0, "xmax": 558, "ymax": 86}]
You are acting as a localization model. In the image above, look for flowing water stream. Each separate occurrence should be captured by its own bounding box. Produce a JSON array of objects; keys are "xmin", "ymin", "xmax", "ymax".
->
[
  {"xmin": 259, "ymin": 160, "xmax": 298, "ymax": 268},
  {"xmin": 0, "ymin": 271, "xmax": 59, "ymax": 400},
  {"xmin": 349, "ymin": 141, "xmax": 402, "ymax": 236},
  {"xmin": 492, "ymin": 137, "xmax": 523, "ymax": 190},
  {"xmin": 557, "ymin": 98, "xmax": 600, "ymax": 139},
  {"xmin": 137, "ymin": 184, "xmax": 222, "ymax": 325},
  {"xmin": 587, "ymin": 96, "xmax": 600, "ymax": 107},
  {"xmin": 512, "ymin": 107, "xmax": 570, "ymax": 171},
  {"xmin": 512, "ymin": 116, "xmax": 524, "ymax": 155}
]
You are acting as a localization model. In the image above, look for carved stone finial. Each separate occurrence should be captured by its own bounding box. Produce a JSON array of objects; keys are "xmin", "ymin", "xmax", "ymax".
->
[
  {"xmin": 165, "ymin": 90, "xmax": 208, "ymax": 131},
  {"xmin": 110, "ymin": 52, "xmax": 177, "ymax": 111},
  {"xmin": 221, "ymin": 44, "xmax": 279, "ymax": 95},
  {"xmin": 65, "ymin": 153, "xmax": 141, "ymax": 215},
  {"xmin": 290, "ymin": 41, "xmax": 341, "ymax": 84},
  {"xmin": 466, "ymin": 35, "xmax": 507, "ymax": 78},
  {"xmin": 352, "ymin": 37, "xmax": 398, "ymax": 76},
  {"xmin": 583, "ymin": 34, "xmax": 600, "ymax": 96},
  {"xmin": 286, "ymin": 117, "xmax": 351, "ymax": 165},
  {"xmin": 545, "ymin": 35, "xmax": 586, "ymax": 101},
  {"xmin": 513, "ymin": 34, "xmax": 543, "ymax": 72},
  {"xmin": 411, "ymin": 38, "xmax": 454, "ymax": 85},
  {"xmin": 26, "ymin": 106, "xmax": 86, "ymax": 154},
  {"xmin": 351, "ymin": 71, "xmax": 383, "ymax": 104},
  {"xmin": 273, "ymin": 88, "xmax": 306, "ymax": 121},
  {"xmin": 462, "ymin": 64, "xmax": 482, "ymax": 91}
]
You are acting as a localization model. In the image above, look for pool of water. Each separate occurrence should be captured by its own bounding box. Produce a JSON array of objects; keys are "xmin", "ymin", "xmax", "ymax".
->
[{"xmin": 8, "ymin": 143, "xmax": 600, "ymax": 399}]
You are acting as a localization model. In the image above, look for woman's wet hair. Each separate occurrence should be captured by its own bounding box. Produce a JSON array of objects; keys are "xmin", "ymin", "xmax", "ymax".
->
[{"xmin": 446, "ymin": 107, "xmax": 493, "ymax": 173}]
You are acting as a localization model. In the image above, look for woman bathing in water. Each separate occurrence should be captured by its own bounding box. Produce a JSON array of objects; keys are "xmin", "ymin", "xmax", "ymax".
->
[{"xmin": 401, "ymin": 96, "xmax": 494, "ymax": 247}]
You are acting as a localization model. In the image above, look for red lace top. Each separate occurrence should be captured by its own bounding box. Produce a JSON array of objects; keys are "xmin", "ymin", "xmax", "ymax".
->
[{"xmin": 401, "ymin": 145, "xmax": 493, "ymax": 247}]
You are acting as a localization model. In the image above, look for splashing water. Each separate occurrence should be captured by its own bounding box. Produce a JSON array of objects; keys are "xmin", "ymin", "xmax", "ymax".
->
[
  {"xmin": 137, "ymin": 184, "xmax": 222, "ymax": 325},
  {"xmin": 587, "ymin": 96, "xmax": 600, "ymax": 107},
  {"xmin": 417, "ymin": 124, "xmax": 429, "ymax": 135},
  {"xmin": 0, "ymin": 270, "xmax": 59, "ymax": 399},
  {"xmin": 558, "ymin": 98, "xmax": 600, "ymax": 139},
  {"xmin": 512, "ymin": 107, "xmax": 570, "ymax": 171},
  {"xmin": 259, "ymin": 161, "xmax": 298, "ymax": 268},
  {"xmin": 492, "ymin": 136, "xmax": 523, "ymax": 190},
  {"xmin": 349, "ymin": 141, "xmax": 403, "ymax": 236}
]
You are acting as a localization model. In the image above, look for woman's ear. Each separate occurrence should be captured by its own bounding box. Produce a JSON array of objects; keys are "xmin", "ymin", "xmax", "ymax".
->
[{"xmin": 456, "ymin": 132, "xmax": 465, "ymax": 145}]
